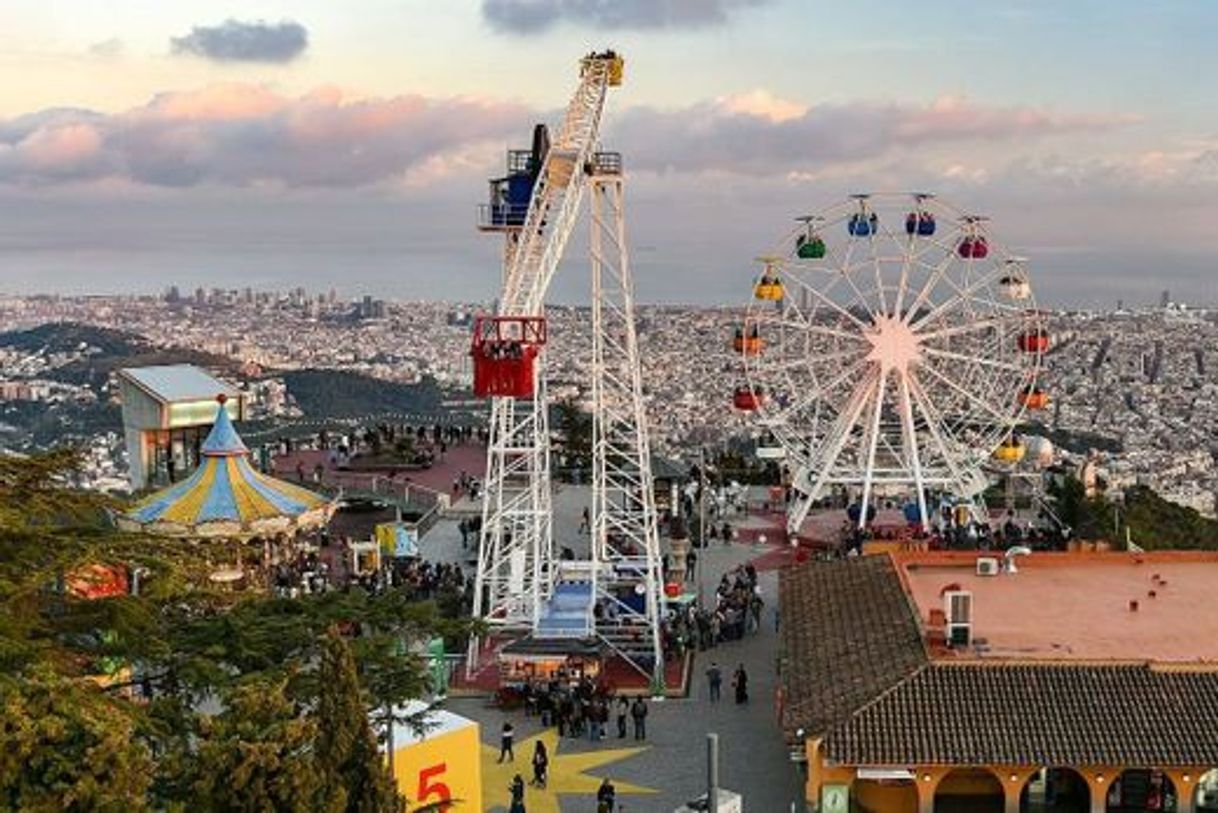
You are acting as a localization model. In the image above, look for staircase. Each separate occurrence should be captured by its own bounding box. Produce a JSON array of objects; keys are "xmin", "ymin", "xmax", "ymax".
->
[{"xmin": 536, "ymin": 580, "xmax": 593, "ymax": 639}]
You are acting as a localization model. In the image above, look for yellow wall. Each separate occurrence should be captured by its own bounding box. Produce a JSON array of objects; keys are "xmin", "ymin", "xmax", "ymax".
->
[{"xmin": 392, "ymin": 724, "xmax": 482, "ymax": 813}]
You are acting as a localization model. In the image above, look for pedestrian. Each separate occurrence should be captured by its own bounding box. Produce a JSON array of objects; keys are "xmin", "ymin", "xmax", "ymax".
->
[
  {"xmin": 686, "ymin": 548, "xmax": 697, "ymax": 582},
  {"xmin": 733, "ymin": 664, "xmax": 749, "ymax": 704},
  {"xmin": 580, "ymin": 506, "xmax": 590, "ymax": 533},
  {"xmin": 630, "ymin": 697, "xmax": 648, "ymax": 740},
  {"xmin": 499, "ymin": 721, "xmax": 515, "ymax": 762},
  {"xmin": 616, "ymin": 696, "xmax": 629, "ymax": 738},
  {"xmin": 774, "ymin": 605, "xmax": 781, "ymax": 633},
  {"xmin": 509, "ymin": 773, "xmax": 526, "ymax": 813},
  {"xmin": 706, "ymin": 662, "xmax": 722, "ymax": 703},
  {"xmin": 530, "ymin": 740, "xmax": 548, "ymax": 788},
  {"xmin": 588, "ymin": 698, "xmax": 602, "ymax": 741},
  {"xmin": 596, "ymin": 777, "xmax": 617, "ymax": 813}
]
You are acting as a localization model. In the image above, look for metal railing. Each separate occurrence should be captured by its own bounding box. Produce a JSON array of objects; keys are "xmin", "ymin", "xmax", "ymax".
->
[{"xmin": 476, "ymin": 203, "xmax": 529, "ymax": 230}]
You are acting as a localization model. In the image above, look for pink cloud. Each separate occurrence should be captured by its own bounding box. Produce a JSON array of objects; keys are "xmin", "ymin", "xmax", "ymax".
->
[{"xmin": 0, "ymin": 83, "xmax": 528, "ymax": 188}]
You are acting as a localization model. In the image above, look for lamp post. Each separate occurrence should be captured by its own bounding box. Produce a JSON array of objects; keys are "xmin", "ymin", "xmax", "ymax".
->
[{"xmin": 697, "ymin": 447, "xmax": 707, "ymax": 606}]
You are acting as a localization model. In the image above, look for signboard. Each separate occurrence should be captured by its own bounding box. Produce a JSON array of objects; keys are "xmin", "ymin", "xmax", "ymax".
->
[
  {"xmin": 391, "ymin": 702, "xmax": 481, "ymax": 813},
  {"xmin": 821, "ymin": 783, "xmax": 850, "ymax": 813},
  {"xmin": 166, "ymin": 398, "xmax": 242, "ymax": 429},
  {"xmin": 376, "ymin": 523, "xmax": 420, "ymax": 558}
]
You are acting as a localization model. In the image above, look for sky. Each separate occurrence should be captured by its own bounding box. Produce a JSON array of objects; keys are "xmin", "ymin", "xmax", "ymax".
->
[{"xmin": 0, "ymin": 0, "xmax": 1215, "ymax": 308}]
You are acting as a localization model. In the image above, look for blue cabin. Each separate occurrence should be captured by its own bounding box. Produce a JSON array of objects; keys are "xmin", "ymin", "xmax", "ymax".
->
[
  {"xmin": 480, "ymin": 124, "xmax": 549, "ymax": 229},
  {"xmin": 905, "ymin": 212, "xmax": 936, "ymax": 237},
  {"xmin": 848, "ymin": 212, "xmax": 878, "ymax": 237}
]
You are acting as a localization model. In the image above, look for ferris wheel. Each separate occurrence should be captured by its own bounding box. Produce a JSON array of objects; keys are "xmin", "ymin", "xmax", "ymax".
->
[{"xmin": 737, "ymin": 193, "xmax": 1049, "ymax": 533}]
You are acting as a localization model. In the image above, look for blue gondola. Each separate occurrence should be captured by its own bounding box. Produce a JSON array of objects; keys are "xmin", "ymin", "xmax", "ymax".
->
[
  {"xmin": 848, "ymin": 212, "xmax": 878, "ymax": 236},
  {"xmin": 905, "ymin": 212, "xmax": 936, "ymax": 237}
]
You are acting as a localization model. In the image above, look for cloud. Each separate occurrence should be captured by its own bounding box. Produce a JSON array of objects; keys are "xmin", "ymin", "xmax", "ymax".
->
[
  {"xmin": 171, "ymin": 19, "xmax": 309, "ymax": 63},
  {"xmin": 482, "ymin": 0, "xmax": 770, "ymax": 33},
  {"xmin": 609, "ymin": 93, "xmax": 1137, "ymax": 175},
  {"xmin": 0, "ymin": 84, "xmax": 527, "ymax": 188},
  {"xmin": 0, "ymin": 85, "xmax": 1141, "ymax": 193}
]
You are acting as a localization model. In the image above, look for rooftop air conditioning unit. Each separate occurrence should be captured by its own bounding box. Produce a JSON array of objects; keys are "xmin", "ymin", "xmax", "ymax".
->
[
  {"xmin": 976, "ymin": 557, "xmax": 1000, "ymax": 576},
  {"xmin": 944, "ymin": 590, "xmax": 973, "ymax": 648}
]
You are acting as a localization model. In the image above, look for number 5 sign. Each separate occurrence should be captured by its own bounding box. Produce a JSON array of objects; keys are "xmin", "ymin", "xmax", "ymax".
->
[
  {"xmin": 390, "ymin": 704, "xmax": 482, "ymax": 812},
  {"xmin": 416, "ymin": 763, "xmax": 452, "ymax": 809}
]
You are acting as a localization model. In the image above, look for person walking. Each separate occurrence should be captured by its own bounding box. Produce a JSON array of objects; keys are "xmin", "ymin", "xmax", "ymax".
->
[
  {"xmin": 733, "ymin": 664, "xmax": 749, "ymax": 705},
  {"xmin": 499, "ymin": 721, "xmax": 515, "ymax": 762},
  {"xmin": 596, "ymin": 777, "xmax": 617, "ymax": 813},
  {"xmin": 630, "ymin": 697, "xmax": 648, "ymax": 740},
  {"xmin": 706, "ymin": 662, "xmax": 722, "ymax": 703},
  {"xmin": 530, "ymin": 740, "xmax": 549, "ymax": 789},
  {"xmin": 509, "ymin": 773, "xmax": 526, "ymax": 813},
  {"xmin": 616, "ymin": 696, "xmax": 629, "ymax": 738}
]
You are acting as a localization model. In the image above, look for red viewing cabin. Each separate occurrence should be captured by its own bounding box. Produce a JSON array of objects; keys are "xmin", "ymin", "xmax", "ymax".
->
[{"xmin": 471, "ymin": 315, "xmax": 546, "ymax": 398}]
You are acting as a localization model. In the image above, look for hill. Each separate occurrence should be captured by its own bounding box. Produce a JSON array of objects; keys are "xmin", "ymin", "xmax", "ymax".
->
[
  {"xmin": 282, "ymin": 370, "xmax": 445, "ymax": 419},
  {"xmin": 0, "ymin": 322, "xmax": 239, "ymax": 389}
]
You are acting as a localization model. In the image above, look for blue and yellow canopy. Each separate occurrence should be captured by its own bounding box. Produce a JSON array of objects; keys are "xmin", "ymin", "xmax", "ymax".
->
[{"xmin": 121, "ymin": 400, "xmax": 333, "ymax": 538}]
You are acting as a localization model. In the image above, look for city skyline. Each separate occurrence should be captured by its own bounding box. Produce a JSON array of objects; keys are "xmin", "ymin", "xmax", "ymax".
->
[{"xmin": 1, "ymin": 1, "xmax": 1216, "ymax": 306}]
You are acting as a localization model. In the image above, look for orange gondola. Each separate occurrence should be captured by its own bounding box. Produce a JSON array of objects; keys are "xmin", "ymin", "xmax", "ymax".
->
[{"xmin": 732, "ymin": 326, "xmax": 764, "ymax": 356}]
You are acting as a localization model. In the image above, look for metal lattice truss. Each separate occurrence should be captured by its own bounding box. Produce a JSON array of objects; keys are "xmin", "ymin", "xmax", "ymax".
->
[
  {"xmin": 742, "ymin": 194, "xmax": 1045, "ymax": 533},
  {"xmin": 589, "ymin": 176, "xmax": 665, "ymax": 677},
  {"xmin": 470, "ymin": 55, "xmax": 664, "ymax": 685}
]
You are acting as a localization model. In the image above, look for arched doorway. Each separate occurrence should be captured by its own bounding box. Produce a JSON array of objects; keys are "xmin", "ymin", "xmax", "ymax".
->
[
  {"xmin": 1021, "ymin": 767, "xmax": 1090, "ymax": 812},
  {"xmin": 1106, "ymin": 769, "xmax": 1178, "ymax": 812},
  {"xmin": 854, "ymin": 776, "xmax": 918, "ymax": 813},
  {"xmin": 935, "ymin": 767, "xmax": 1005, "ymax": 813},
  {"xmin": 1195, "ymin": 769, "xmax": 1218, "ymax": 811}
]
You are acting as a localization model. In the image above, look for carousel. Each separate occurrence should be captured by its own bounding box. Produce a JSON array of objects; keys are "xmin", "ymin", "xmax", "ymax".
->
[{"xmin": 118, "ymin": 395, "xmax": 336, "ymax": 587}]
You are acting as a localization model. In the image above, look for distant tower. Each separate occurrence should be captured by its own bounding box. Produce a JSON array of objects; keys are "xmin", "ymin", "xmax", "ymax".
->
[{"xmin": 1161, "ymin": 289, "xmax": 1170, "ymax": 309}]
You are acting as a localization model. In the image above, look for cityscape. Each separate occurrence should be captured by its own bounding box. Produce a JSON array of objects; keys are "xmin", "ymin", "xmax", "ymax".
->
[{"xmin": 3, "ymin": 3, "xmax": 1218, "ymax": 813}]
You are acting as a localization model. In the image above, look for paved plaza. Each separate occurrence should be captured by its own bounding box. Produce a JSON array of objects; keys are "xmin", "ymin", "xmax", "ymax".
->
[{"xmin": 422, "ymin": 485, "xmax": 807, "ymax": 812}]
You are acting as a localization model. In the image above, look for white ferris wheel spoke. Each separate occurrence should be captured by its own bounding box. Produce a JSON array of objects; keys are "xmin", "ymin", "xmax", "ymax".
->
[
  {"xmin": 779, "ymin": 271, "xmax": 871, "ymax": 332},
  {"xmin": 918, "ymin": 317, "xmax": 1013, "ymax": 342},
  {"xmin": 910, "ymin": 261, "xmax": 1012, "ymax": 334},
  {"xmin": 858, "ymin": 367, "xmax": 889, "ymax": 515},
  {"xmin": 916, "ymin": 359, "xmax": 1017, "ymax": 428},
  {"xmin": 920, "ymin": 345, "xmax": 1025, "ymax": 374},
  {"xmin": 906, "ymin": 372, "xmax": 972, "ymax": 490},
  {"xmin": 764, "ymin": 356, "xmax": 870, "ymax": 427},
  {"xmin": 770, "ymin": 318, "xmax": 867, "ymax": 345}
]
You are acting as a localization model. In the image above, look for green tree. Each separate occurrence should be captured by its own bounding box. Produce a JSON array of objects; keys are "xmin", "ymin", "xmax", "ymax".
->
[
  {"xmin": 192, "ymin": 677, "xmax": 320, "ymax": 813},
  {"xmin": 315, "ymin": 629, "xmax": 401, "ymax": 813},
  {"xmin": 0, "ymin": 667, "xmax": 152, "ymax": 813}
]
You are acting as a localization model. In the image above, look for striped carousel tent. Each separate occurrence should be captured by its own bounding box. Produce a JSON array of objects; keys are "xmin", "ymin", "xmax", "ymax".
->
[{"xmin": 119, "ymin": 395, "xmax": 334, "ymax": 539}]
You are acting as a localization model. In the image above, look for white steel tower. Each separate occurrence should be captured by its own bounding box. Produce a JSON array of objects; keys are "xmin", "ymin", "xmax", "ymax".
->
[{"xmin": 468, "ymin": 53, "xmax": 664, "ymax": 688}]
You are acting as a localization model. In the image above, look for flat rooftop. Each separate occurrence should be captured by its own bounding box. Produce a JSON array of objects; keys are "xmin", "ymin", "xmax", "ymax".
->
[
  {"xmin": 897, "ymin": 551, "xmax": 1218, "ymax": 663},
  {"xmin": 118, "ymin": 364, "xmax": 237, "ymax": 404}
]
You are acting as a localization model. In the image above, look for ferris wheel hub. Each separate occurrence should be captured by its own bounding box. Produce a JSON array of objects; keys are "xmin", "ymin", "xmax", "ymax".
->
[{"xmin": 864, "ymin": 314, "xmax": 922, "ymax": 374}]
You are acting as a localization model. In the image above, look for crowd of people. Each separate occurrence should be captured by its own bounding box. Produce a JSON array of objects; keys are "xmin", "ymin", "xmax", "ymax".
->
[{"xmin": 659, "ymin": 561, "xmax": 765, "ymax": 659}]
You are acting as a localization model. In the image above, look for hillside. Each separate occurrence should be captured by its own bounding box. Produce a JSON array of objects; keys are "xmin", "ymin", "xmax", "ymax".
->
[
  {"xmin": 282, "ymin": 369, "xmax": 445, "ymax": 418},
  {"xmin": 0, "ymin": 322, "xmax": 239, "ymax": 389}
]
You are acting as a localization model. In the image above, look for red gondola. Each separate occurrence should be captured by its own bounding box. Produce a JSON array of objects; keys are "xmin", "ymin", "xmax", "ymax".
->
[
  {"xmin": 957, "ymin": 236, "xmax": 989, "ymax": 259},
  {"xmin": 733, "ymin": 385, "xmax": 764, "ymax": 411},
  {"xmin": 471, "ymin": 315, "xmax": 546, "ymax": 398},
  {"xmin": 1017, "ymin": 329, "xmax": 1049, "ymax": 354},
  {"xmin": 1019, "ymin": 386, "xmax": 1049, "ymax": 410}
]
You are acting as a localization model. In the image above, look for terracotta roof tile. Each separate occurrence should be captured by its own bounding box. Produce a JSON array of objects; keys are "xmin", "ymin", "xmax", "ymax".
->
[
  {"xmin": 779, "ymin": 556, "xmax": 928, "ymax": 740},
  {"xmin": 825, "ymin": 663, "xmax": 1218, "ymax": 766}
]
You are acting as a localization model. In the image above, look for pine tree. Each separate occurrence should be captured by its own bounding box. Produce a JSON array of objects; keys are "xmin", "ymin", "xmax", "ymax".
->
[
  {"xmin": 315, "ymin": 628, "xmax": 401, "ymax": 813},
  {"xmin": 192, "ymin": 677, "xmax": 320, "ymax": 813}
]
